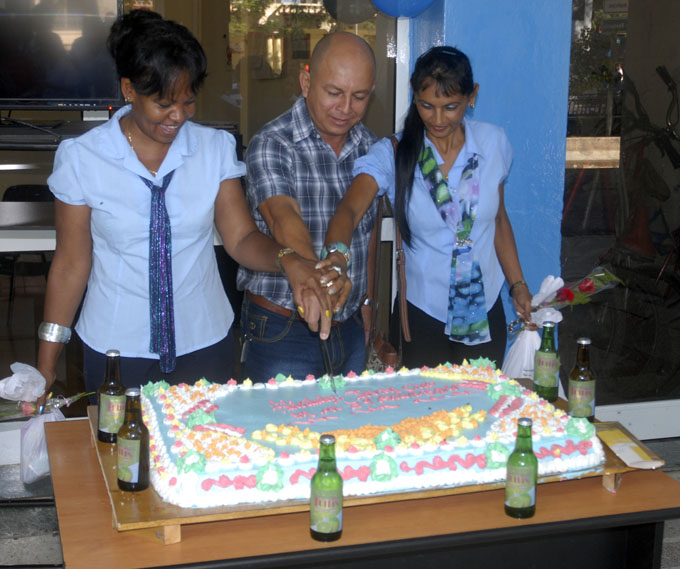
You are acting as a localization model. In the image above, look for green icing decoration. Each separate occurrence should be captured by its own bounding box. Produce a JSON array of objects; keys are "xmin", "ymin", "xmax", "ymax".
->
[
  {"xmin": 318, "ymin": 374, "xmax": 347, "ymax": 391},
  {"xmin": 566, "ymin": 417, "xmax": 596, "ymax": 440},
  {"xmin": 256, "ymin": 462, "xmax": 284, "ymax": 492},
  {"xmin": 485, "ymin": 442, "xmax": 511, "ymax": 469},
  {"xmin": 177, "ymin": 450, "xmax": 206, "ymax": 474},
  {"xmin": 274, "ymin": 373, "xmax": 287, "ymax": 383},
  {"xmin": 186, "ymin": 408, "xmax": 215, "ymax": 429},
  {"xmin": 374, "ymin": 428, "xmax": 402, "ymax": 450},
  {"xmin": 370, "ymin": 452, "xmax": 398, "ymax": 482},
  {"xmin": 141, "ymin": 382, "xmax": 156, "ymax": 398},
  {"xmin": 470, "ymin": 356, "xmax": 496, "ymax": 370},
  {"xmin": 486, "ymin": 380, "xmax": 522, "ymax": 401}
]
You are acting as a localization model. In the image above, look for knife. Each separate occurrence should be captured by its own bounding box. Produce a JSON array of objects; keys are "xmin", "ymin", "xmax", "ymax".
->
[{"xmin": 320, "ymin": 338, "xmax": 337, "ymax": 394}]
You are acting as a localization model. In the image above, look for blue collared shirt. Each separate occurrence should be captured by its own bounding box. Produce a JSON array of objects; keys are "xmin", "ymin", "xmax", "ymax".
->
[
  {"xmin": 48, "ymin": 106, "xmax": 246, "ymax": 358},
  {"xmin": 238, "ymin": 96, "xmax": 377, "ymax": 321},
  {"xmin": 352, "ymin": 118, "xmax": 513, "ymax": 323}
]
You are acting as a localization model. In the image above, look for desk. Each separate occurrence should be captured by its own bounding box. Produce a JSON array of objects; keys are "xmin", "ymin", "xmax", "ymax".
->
[{"xmin": 46, "ymin": 419, "xmax": 680, "ymax": 569}]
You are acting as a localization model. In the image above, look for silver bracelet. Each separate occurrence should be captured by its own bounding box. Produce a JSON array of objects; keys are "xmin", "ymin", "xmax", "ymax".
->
[{"xmin": 38, "ymin": 322, "xmax": 72, "ymax": 344}]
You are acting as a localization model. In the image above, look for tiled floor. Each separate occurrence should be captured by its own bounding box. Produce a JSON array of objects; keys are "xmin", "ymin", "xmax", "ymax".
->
[{"xmin": 1, "ymin": 277, "xmax": 680, "ymax": 567}]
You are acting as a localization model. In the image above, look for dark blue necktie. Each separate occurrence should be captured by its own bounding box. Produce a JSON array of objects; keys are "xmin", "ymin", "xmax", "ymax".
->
[{"xmin": 139, "ymin": 170, "xmax": 176, "ymax": 373}]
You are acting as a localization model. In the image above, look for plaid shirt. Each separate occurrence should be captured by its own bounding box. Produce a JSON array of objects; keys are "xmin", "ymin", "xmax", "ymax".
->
[{"xmin": 237, "ymin": 97, "xmax": 377, "ymax": 321}]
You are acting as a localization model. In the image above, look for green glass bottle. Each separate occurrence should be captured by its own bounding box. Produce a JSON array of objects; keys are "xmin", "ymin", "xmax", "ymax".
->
[
  {"xmin": 533, "ymin": 321, "xmax": 560, "ymax": 402},
  {"xmin": 116, "ymin": 388, "xmax": 150, "ymax": 492},
  {"xmin": 505, "ymin": 417, "xmax": 538, "ymax": 518},
  {"xmin": 310, "ymin": 434, "xmax": 343, "ymax": 542},
  {"xmin": 568, "ymin": 337, "xmax": 596, "ymax": 422},
  {"xmin": 97, "ymin": 349, "xmax": 126, "ymax": 443}
]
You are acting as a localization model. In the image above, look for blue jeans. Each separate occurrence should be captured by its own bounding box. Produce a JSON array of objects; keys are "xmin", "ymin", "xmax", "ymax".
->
[{"xmin": 240, "ymin": 295, "xmax": 366, "ymax": 382}]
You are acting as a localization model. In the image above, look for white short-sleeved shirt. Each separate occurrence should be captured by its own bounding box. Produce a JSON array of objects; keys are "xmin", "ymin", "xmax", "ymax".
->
[
  {"xmin": 48, "ymin": 106, "xmax": 246, "ymax": 358},
  {"xmin": 352, "ymin": 119, "xmax": 513, "ymax": 323}
]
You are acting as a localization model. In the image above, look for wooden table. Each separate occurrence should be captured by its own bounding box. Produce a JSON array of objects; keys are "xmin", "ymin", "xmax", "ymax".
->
[{"xmin": 46, "ymin": 419, "xmax": 680, "ymax": 569}]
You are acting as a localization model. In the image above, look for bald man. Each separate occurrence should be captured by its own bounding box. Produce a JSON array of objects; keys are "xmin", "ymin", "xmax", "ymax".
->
[{"xmin": 238, "ymin": 32, "xmax": 378, "ymax": 382}]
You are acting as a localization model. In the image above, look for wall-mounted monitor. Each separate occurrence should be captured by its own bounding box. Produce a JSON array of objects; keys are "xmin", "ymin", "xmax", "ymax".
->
[{"xmin": 0, "ymin": 0, "xmax": 123, "ymax": 111}]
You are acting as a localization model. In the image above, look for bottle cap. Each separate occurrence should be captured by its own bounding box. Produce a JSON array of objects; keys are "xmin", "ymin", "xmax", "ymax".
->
[
  {"xmin": 106, "ymin": 349, "xmax": 121, "ymax": 357},
  {"xmin": 517, "ymin": 417, "xmax": 533, "ymax": 427},
  {"xmin": 320, "ymin": 434, "xmax": 336, "ymax": 445},
  {"xmin": 577, "ymin": 337, "xmax": 591, "ymax": 345},
  {"xmin": 543, "ymin": 321, "xmax": 555, "ymax": 328},
  {"xmin": 125, "ymin": 387, "xmax": 141, "ymax": 397}
]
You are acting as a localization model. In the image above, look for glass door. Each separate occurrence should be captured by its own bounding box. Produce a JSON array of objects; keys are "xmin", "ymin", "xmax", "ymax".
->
[{"xmin": 563, "ymin": 0, "xmax": 680, "ymax": 439}]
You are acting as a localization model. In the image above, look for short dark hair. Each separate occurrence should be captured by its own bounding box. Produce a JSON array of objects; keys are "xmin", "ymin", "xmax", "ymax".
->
[{"xmin": 107, "ymin": 9, "xmax": 207, "ymax": 98}]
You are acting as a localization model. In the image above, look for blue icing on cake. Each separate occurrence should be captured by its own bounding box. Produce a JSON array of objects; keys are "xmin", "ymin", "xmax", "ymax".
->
[{"xmin": 142, "ymin": 364, "xmax": 606, "ymax": 508}]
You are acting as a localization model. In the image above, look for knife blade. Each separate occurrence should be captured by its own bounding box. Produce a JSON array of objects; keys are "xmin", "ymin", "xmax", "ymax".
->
[{"xmin": 320, "ymin": 338, "xmax": 336, "ymax": 393}]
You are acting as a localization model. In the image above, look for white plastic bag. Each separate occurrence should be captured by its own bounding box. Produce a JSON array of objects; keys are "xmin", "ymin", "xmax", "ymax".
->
[
  {"xmin": 502, "ymin": 328, "xmax": 541, "ymax": 379},
  {"xmin": 0, "ymin": 362, "xmax": 46, "ymax": 401},
  {"xmin": 20, "ymin": 408, "xmax": 65, "ymax": 485}
]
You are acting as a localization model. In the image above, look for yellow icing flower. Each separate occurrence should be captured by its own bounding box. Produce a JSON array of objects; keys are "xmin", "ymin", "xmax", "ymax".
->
[{"xmin": 242, "ymin": 378, "xmax": 253, "ymax": 387}]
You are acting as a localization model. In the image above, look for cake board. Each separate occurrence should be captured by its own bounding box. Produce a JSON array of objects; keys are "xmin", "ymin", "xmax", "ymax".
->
[{"xmin": 86, "ymin": 406, "xmax": 658, "ymax": 545}]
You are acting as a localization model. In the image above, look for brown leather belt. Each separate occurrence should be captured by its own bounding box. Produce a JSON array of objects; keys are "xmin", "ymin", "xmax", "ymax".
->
[{"xmin": 246, "ymin": 291, "xmax": 342, "ymax": 326}]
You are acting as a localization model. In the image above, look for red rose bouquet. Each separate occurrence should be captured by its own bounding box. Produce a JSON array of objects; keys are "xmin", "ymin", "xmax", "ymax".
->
[{"xmin": 540, "ymin": 266, "xmax": 621, "ymax": 310}]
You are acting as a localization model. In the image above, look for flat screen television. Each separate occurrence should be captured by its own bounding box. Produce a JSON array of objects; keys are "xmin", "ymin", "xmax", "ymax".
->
[{"xmin": 0, "ymin": 0, "xmax": 123, "ymax": 111}]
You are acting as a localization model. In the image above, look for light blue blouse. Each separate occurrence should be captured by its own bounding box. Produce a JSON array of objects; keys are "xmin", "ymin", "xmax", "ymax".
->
[
  {"xmin": 48, "ymin": 106, "xmax": 246, "ymax": 358},
  {"xmin": 352, "ymin": 118, "xmax": 513, "ymax": 323}
]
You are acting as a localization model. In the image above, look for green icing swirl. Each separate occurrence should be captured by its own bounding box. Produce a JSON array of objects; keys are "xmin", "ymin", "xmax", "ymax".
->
[
  {"xmin": 566, "ymin": 417, "xmax": 595, "ymax": 440},
  {"xmin": 256, "ymin": 462, "xmax": 284, "ymax": 492},
  {"xmin": 274, "ymin": 373, "xmax": 287, "ymax": 383},
  {"xmin": 318, "ymin": 374, "xmax": 346, "ymax": 391},
  {"xmin": 177, "ymin": 450, "xmax": 206, "ymax": 474},
  {"xmin": 486, "ymin": 380, "xmax": 522, "ymax": 401},
  {"xmin": 370, "ymin": 453, "xmax": 398, "ymax": 482},
  {"xmin": 186, "ymin": 408, "xmax": 215, "ymax": 429},
  {"xmin": 374, "ymin": 428, "xmax": 402, "ymax": 450},
  {"xmin": 485, "ymin": 442, "xmax": 511, "ymax": 469},
  {"xmin": 470, "ymin": 356, "xmax": 497, "ymax": 370}
]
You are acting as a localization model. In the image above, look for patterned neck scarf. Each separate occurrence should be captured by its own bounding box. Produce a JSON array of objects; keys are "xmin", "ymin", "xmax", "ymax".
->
[
  {"xmin": 139, "ymin": 170, "xmax": 177, "ymax": 372},
  {"xmin": 418, "ymin": 145, "xmax": 490, "ymax": 345}
]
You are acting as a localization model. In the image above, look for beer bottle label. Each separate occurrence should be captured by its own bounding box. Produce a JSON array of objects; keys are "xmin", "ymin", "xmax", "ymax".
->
[
  {"xmin": 310, "ymin": 488, "xmax": 343, "ymax": 534},
  {"xmin": 505, "ymin": 464, "xmax": 537, "ymax": 508},
  {"xmin": 98, "ymin": 394, "xmax": 125, "ymax": 434},
  {"xmin": 117, "ymin": 438, "xmax": 141, "ymax": 484},
  {"xmin": 534, "ymin": 353, "xmax": 560, "ymax": 387},
  {"xmin": 568, "ymin": 379, "xmax": 596, "ymax": 417}
]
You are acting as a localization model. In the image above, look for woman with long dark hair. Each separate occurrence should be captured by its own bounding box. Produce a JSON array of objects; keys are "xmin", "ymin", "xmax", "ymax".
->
[{"xmin": 323, "ymin": 46, "xmax": 532, "ymax": 368}]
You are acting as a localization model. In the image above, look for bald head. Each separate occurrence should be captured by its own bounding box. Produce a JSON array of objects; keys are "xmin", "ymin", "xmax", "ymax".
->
[{"xmin": 309, "ymin": 32, "xmax": 376, "ymax": 80}]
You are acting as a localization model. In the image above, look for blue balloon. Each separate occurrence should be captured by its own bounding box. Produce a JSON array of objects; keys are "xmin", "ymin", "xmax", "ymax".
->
[{"xmin": 370, "ymin": 0, "xmax": 436, "ymax": 18}]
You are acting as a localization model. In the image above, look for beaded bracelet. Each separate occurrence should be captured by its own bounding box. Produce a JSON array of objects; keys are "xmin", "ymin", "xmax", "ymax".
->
[
  {"xmin": 509, "ymin": 279, "xmax": 528, "ymax": 296},
  {"xmin": 38, "ymin": 322, "xmax": 72, "ymax": 344}
]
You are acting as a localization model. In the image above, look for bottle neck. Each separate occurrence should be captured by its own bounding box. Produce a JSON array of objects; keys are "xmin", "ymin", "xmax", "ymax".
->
[
  {"xmin": 124, "ymin": 395, "xmax": 142, "ymax": 424},
  {"xmin": 540, "ymin": 327, "xmax": 556, "ymax": 351},
  {"xmin": 318, "ymin": 442, "xmax": 337, "ymax": 467},
  {"xmin": 515, "ymin": 424, "xmax": 534, "ymax": 452},
  {"xmin": 105, "ymin": 357, "xmax": 121, "ymax": 386},
  {"xmin": 576, "ymin": 345, "xmax": 591, "ymax": 368}
]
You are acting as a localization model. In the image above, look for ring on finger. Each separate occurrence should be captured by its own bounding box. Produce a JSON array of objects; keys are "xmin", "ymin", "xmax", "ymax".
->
[
  {"xmin": 325, "ymin": 280, "xmax": 334, "ymax": 289},
  {"xmin": 330, "ymin": 264, "xmax": 342, "ymax": 277}
]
